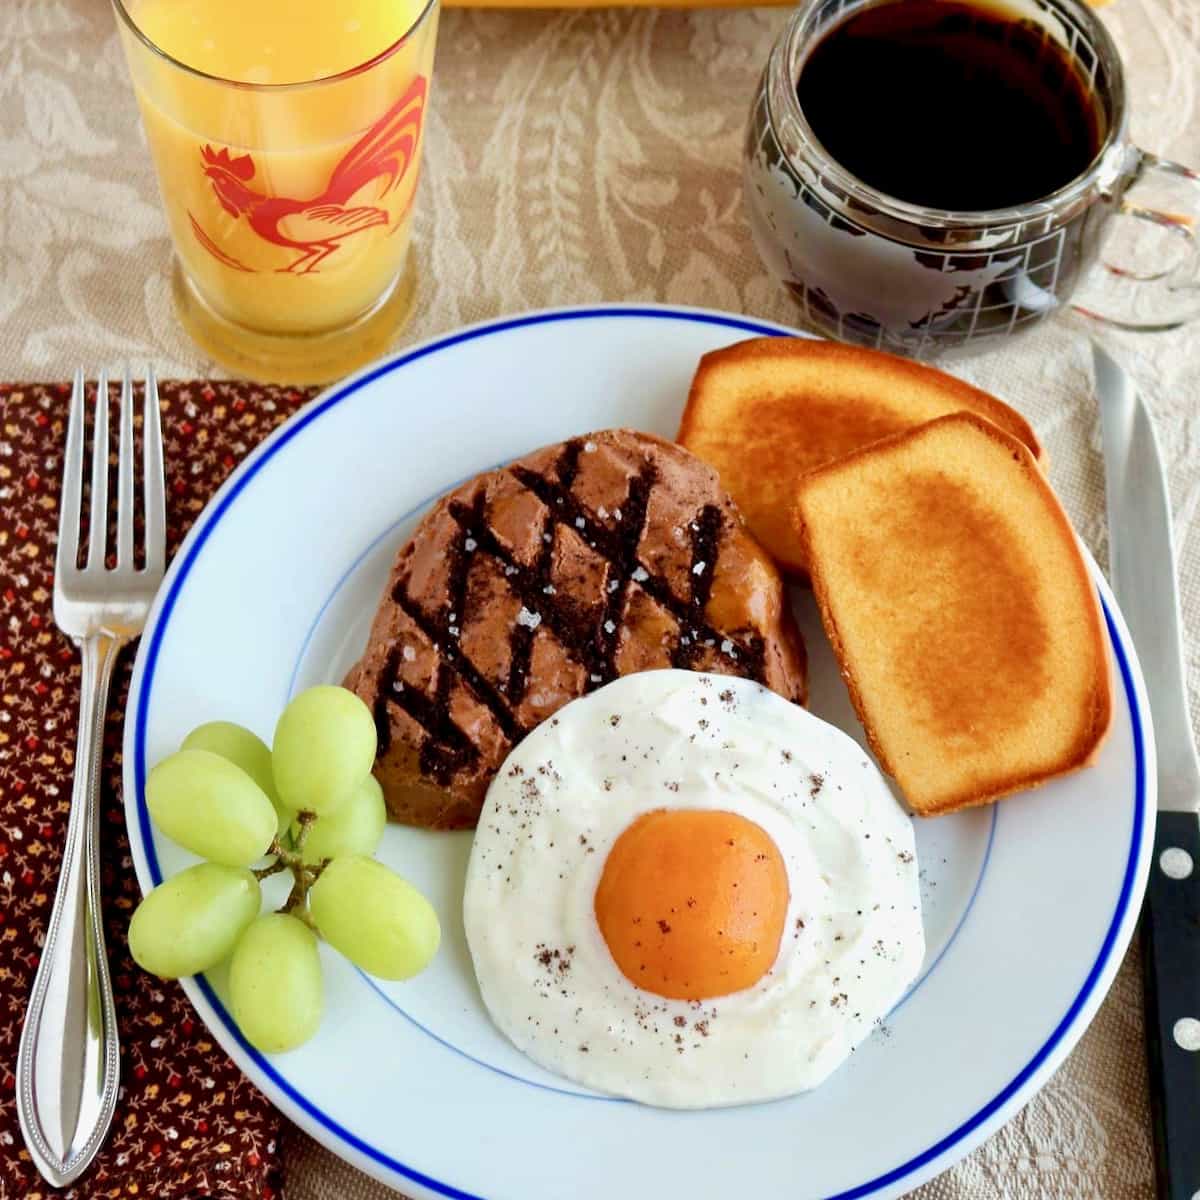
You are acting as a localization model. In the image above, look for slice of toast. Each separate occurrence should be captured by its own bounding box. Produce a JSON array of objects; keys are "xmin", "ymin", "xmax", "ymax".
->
[
  {"xmin": 677, "ymin": 338, "xmax": 1043, "ymax": 576},
  {"xmin": 794, "ymin": 412, "xmax": 1110, "ymax": 816}
]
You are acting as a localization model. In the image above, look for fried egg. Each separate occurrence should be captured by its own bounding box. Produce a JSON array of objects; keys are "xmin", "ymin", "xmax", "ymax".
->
[{"xmin": 463, "ymin": 670, "xmax": 924, "ymax": 1108}]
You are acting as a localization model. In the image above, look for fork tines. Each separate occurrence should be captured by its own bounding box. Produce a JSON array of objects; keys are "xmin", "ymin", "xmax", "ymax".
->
[{"xmin": 58, "ymin": 369, "xmax": 165, "ymax": 581}]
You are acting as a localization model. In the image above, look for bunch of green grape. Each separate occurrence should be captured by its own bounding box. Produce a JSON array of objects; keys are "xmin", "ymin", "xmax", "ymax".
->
[{"xmin": 129, "ymin": 685, "xmax": 440, "ymax": 1053}]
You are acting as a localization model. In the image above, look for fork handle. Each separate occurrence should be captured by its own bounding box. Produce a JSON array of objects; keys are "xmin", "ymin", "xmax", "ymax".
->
[{"xmin": 17, "ymin": 634, "xmax": 123, "ymax": 1187}]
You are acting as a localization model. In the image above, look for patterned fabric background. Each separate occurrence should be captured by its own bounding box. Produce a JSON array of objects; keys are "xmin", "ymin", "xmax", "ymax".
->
[
  {"xmin": 2, "ymin": 0, "xmax": 1199, "ymax": 1196},
  {"xmin": 0, "ymin": 380, "xmax": 314, "ymax": 1199}
]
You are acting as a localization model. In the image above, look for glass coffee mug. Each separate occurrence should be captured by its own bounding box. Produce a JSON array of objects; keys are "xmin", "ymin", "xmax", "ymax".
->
[{"xmin": 744, "ymin": 0, "xmax": 1200, "ymax": 358}]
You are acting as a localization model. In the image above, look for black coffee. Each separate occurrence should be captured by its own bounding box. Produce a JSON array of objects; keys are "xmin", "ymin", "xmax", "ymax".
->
[{"xmin": 796, "ymin": 0, "xmax": 1106, "ymax": 211}]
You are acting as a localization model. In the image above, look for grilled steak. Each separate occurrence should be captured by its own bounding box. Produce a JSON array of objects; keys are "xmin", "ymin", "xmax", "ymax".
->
[{"xmin": 346, "ymin": 429, "xmax": 808, "ymax": 829}]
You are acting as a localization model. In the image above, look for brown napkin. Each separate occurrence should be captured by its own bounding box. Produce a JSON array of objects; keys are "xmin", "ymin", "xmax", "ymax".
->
[{"xmin": 0, "ymin": 380, "xmax": 317, "ymax": 1200}]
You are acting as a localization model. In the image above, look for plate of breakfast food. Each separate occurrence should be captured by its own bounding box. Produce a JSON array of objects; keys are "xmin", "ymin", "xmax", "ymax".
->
[{"xmin": 123, "ymin": 304, "xmax": 1154, "ymax": 1200}]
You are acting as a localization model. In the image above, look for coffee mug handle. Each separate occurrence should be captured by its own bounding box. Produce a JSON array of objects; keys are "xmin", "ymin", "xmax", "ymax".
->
[{"xmin": 1072, "ymin": 151, "xmax": 1200, "ymax": 332}]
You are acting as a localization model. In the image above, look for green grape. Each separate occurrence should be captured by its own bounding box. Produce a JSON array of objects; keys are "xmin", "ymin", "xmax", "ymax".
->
[
  {"xmin": 146, "ymin": 749, "xmax": 277, "ymax": 866},
  {"xmin": 272, "ymin": 686, "xmax": 376, "ymax": 816},
  {"xmin": 309, "ymin": 855, "xmax": 439, "ymax": 981},
  {"xmin": 228, "ymin": 913, "xmax": 323, "ymax": 1053},
  {"xmin": 181, "ymin": 721, "xmax": 276, "ymax": 799},
  {"xmin": 296, "ymin": 775, "xmax": 386, "ymax": 866},
  {"xmin": 129, "ymin": 863, "xmax": 260, "ymax": 979},
  {"xmin": 182, "ymin": 721, "xmax": 293, "ymax": 839}
]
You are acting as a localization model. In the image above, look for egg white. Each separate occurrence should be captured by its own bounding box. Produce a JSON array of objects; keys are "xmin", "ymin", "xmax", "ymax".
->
[{"xmin": 463, "ymin": 670, "xmax": 924, "ymax": 1109}]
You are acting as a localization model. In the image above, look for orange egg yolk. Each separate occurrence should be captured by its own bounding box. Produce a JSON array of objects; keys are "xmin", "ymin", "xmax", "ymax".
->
[{"xmin": 593, "ymin": 808, "xmax": 789, "ymax": 1001}]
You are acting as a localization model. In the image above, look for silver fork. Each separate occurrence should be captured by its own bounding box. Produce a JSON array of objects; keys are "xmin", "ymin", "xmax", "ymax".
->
[{"xmin": 16, "ymin": 368, "xmax": 165, "ymax": 1187}]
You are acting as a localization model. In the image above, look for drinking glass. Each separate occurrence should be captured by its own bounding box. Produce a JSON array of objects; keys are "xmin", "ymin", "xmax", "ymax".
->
[
  {"xmin": 744, "ymin": 0, "xmax": 1200, "ymax": 358},
  {"xmin": 113, "ymin": 0, "xmax": 439, "ymax": 384}
]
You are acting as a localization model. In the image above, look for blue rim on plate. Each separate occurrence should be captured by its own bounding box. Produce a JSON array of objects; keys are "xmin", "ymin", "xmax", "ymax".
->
[{"xmin": 128, "ymin": 306, "xmax": 1151, "ymax": 1200}]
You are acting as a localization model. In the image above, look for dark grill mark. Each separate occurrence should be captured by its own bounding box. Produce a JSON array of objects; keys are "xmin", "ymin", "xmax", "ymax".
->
[
  {"xmin": 511, "ymin": 467, "xmax": 760, "ymax": 668},
  {"xmin": 672, "ymin": 503, "xmax": 723, "ymax": 670},
  {"xmin": 689, "ymin": 504, "xmax": 722, "ymax": 613},
  {"xmin": 373, "ymin": 649, "xmax": 400, "ymax": 755},
  {"xmin": 556, "ymin": 437, "xmax": 583, "ymax": 489},
  {"xmin": 505, "ymin": 439, "xmax": 578, "ymax": 703},
  {"xmin": 507, "ymin": 511, "xmax": 555, "ymax": 701},
  {"xmin": 392, "ymin": 587, "xmax": 526, "ymax": 746},
  {"xmin": 370, "ymin": 438, "xmax": 773, "ymax": 784},
  {"xmin": 444, "ymin": 505, "xmax": 605, "ymax": 669},
  {"xmin": 594, "ymin": 467, "xmax": 653, "ymax": 686},
  {"xmin": 388, "ymin": 657, "xmax": 480, "ymax": 785}
]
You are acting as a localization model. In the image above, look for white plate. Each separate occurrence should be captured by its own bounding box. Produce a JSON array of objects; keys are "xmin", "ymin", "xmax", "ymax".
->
[{"xmin": 123, "ymin": 305, "xmax": 1155, "ymax": 1200}]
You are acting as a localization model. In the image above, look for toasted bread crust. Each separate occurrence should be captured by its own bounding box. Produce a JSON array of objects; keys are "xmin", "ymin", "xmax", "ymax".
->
[
  {"xmin": 681, "ymin": 339, "xmax": 1043, "ymax": 461},
  {"xmin": 794, "ymin": 412, "xmax": 1110, "ymax": 816},
  {"xmin": 678, "ymin": 338, "xmax": 1044, "ymax": 576},
  {"xmin": 349, "ymin": 429, "xmax": 807, "ymax": 829}
]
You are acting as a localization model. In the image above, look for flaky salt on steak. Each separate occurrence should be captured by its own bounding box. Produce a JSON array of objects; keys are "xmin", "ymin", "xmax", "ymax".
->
[{"xmin": 346, "ymin": 429, "xmax": 808, "ymax": 830}]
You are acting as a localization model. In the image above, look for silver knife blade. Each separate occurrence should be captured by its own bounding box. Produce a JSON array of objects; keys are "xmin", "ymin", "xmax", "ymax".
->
[{"xmin": 1093, "ymin": 341, "xmax": 1200, "ymax": 813}]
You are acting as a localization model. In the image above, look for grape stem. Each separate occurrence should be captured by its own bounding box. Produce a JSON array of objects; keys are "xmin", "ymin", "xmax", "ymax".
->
[
  {"xmin": 282, "ymin": 871, "xmax": 319, "ymax": 928},
  {"xmin": 292, "ymin": 810, "xmax": 317, "ymax": 854},
  {"xmin": 260, "ymin": 812, "xmax": 326, "ymax": 928}
]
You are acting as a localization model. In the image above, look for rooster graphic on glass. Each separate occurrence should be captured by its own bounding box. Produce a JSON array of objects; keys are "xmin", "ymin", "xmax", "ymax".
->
[{"xmin": 191, "ymin": 76, "xmax": 426, "ymax": 277}]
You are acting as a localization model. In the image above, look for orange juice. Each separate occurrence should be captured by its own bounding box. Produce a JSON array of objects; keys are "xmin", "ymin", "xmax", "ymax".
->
[
  {"xmin": 132, "ymin": 0, "xmax": 422, "ymax": 85},
  {"xmin": 116, "ymin": 0, "xmax": 438, "ymax": 380}
]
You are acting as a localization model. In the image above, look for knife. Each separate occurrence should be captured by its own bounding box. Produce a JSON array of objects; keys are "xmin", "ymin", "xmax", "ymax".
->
[{"xmin": 1093, "ymin": 342, "xmax": 1200, "ymax": 1200}]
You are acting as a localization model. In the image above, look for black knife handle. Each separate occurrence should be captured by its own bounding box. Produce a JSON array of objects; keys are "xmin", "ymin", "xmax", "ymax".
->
[{"xmin": 1143, "ymin": 809, "xmax": 1200, "ymax": 1200}]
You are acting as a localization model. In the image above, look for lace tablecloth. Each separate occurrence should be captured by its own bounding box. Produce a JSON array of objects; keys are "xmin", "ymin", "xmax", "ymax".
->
[{"xmin": 3, "ymin": 0, "xmax": 1198, "ymax": 1195}]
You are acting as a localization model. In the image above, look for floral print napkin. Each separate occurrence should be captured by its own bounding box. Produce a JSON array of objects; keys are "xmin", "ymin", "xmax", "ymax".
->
[{"xmin": 0, "ymin": 380, "xmax": 316, "ymax": 1200}]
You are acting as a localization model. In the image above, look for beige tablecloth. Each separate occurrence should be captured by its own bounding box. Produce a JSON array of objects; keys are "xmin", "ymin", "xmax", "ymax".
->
[{"xmin": 3, "ymin": 0, "xmax": 1198, "ymax": 1195}]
